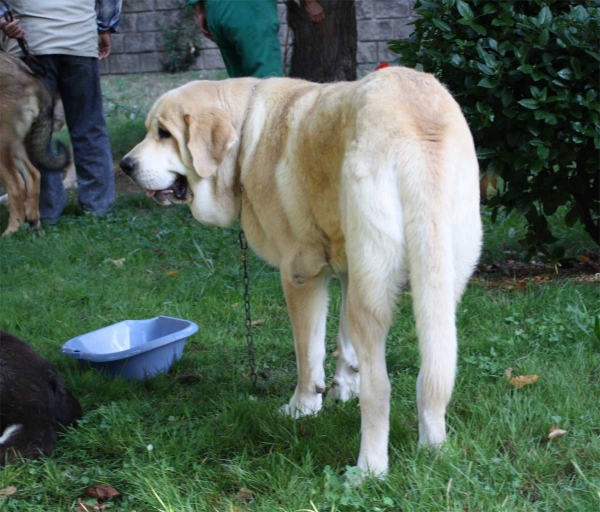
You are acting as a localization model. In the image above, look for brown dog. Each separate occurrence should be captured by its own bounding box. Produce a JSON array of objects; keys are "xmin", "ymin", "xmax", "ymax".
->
[
  {"xmin": 0, "ymin": 331, "xmax": 82, "ymax": 465},
  {"xmin": 0, "ymin": 53, "xmax": 69, "ymax": 235}
]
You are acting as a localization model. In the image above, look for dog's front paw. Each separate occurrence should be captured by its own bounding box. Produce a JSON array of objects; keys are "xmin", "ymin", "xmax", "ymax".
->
[
  {"xmin": 279, "ymin": 388, "xmax": 323, "ymax": 419},
  {"xmin": 327, "ymin": 363, "xmax": 360, "ymax": 402}
]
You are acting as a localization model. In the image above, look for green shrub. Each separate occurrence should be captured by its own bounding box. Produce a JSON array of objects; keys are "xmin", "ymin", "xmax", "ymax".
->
[
  {"xmin": 390, "ymin": 0, "xmax": 599, "ymax": 256},
  {"xmin": 161, "ymin": 0, "xmax": 201, "ymax": 73}
]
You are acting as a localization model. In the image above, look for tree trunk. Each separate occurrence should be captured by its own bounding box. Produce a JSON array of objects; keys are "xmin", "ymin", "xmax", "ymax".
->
[{"xmin": 286, "ymin": 0, "xmax": 357, "ymax": 82}]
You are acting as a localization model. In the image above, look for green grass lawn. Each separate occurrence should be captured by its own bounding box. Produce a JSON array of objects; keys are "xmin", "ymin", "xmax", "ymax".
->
[
  {"xmin": 1, "ymin": 72, "xmax": 599, "ymax": 510},
  {"xmin": 1, "ymin": 193, "xmax": 599, "ymax": 511}
]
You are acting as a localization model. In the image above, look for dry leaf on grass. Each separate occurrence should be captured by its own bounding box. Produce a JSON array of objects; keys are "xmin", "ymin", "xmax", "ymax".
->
[
  {"xmin": 110, "ymin": 258, "xmax": 125, "ymax": 267},
  {"xmin": 0, "ymin": 487, "xmax": 17, "ymax": 497},
  {"xmin": 87, "ymin": 485, "xmax": 120, "ymax": 501},
  {"xmin": 165, "ymin": 270, "xmax": 178, "ymax": 277},
  {"xmin": 548, "ymin": 425, "xmax": 567, "ymax": 439},
  {"xmin": 510, "ymin": 374, "xmax": 539, "ymax": 388},
  {"xmin": 250, "ymin": 319, "xmax": 265, "ymax": 326},
  {"xmin": 504, "ymin": 367, "xmax": 513, "ymax": 379}
]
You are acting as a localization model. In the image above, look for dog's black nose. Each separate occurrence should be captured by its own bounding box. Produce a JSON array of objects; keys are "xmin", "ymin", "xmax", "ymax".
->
[{"xmin": 120, "ymin": 157, "xmax": 137, "ymax": 176}]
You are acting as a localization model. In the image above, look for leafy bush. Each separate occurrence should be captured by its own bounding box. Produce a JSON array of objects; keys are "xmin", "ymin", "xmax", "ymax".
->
[
  {"xmin": 390, "ymin": 0, "xmax": 599, "ymax": 256},
  {"xmin": 161, "ymin": 0, "xmax": 201, "ymax": 73}
]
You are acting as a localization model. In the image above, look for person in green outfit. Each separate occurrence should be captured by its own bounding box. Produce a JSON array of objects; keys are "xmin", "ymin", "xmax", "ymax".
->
[{"xmin": 189, "ymin": 0, "xmax": 324, "ymax": 78}]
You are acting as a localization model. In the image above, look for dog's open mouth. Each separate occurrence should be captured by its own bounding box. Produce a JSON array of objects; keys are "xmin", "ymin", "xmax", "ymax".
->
[{"xmin": 145, "ymin": 174, "xmax": 190, "ymax": 205}]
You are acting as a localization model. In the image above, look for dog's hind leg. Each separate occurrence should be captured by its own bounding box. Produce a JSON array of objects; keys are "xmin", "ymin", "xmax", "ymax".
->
[
  {"xmin": 327, "ymin": 273, "xmax": 360, "ymax": 403},
  {"xmin": 19, "ymin": 151, "xmax": 41, "ymax": 230},
  {"xmin": 279, "ymin": 271, "xmax": 330, "ymax": 418},
  {"xmin": 343, "ymin": 166, "xmax": 404, "ymax": 478},
  {"xmin": 1, "ymin": 150, "xmax": 27, "ymax": 236}
]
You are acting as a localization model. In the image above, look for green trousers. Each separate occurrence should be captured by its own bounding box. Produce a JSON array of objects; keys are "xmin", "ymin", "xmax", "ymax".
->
[{"xmin": 205, "ymin": 0, "xmax": 283, "ymax": 78}]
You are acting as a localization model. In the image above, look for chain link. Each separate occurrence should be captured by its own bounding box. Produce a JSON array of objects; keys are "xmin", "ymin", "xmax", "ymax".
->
[{"xmin": 239, "ymin": 229, "xmax": 258, "ymax": 390}]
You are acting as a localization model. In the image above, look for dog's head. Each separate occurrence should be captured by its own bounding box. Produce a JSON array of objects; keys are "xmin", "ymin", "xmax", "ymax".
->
[{"xmin": 120, "ymin": 82, "xmax": 240, "ymax": 210}]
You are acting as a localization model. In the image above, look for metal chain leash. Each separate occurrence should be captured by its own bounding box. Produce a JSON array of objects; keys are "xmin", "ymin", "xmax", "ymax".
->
[{"xmin": 238, "ymin": 228, "xmax": 258, "ymax": 390}]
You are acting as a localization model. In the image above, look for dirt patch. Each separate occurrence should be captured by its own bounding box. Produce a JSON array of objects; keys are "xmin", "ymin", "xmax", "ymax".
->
[{"xmin": 473, "ymin": 250, "xmax": 600, "ymax": 289}]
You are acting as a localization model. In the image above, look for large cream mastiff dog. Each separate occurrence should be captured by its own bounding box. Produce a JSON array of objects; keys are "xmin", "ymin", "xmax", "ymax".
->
[{"xmin": 121, "ymin": 67, "xmax": 482, "ymax": 477}]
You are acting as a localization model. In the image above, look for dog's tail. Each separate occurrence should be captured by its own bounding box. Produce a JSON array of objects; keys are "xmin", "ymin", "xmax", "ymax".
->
[
  {"xmin": 25, "ymin": 86, "xmax": 71, "ymax": 172},
  {"xmin": 401, "ymin": 120, "xmax": 481, "ymax": 447}
]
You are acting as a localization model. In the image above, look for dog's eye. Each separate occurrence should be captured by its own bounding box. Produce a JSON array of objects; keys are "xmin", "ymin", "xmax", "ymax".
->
[{"xmin": 158, "ymin": 127, "xmax": 171, "ymax": 139}]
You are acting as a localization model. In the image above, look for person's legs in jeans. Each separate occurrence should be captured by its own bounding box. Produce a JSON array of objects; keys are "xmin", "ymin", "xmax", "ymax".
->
[
  {"xmin": 35, "ymin": 56, "xmax": 66, "ymax": 223},
  {"xmin": 57, "ymin": 55, "xmax": 114, "ymax": 216}
]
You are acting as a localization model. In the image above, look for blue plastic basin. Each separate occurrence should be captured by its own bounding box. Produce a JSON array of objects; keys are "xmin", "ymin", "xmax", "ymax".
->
[{"xmin": 61, "ymin": 316, "xmax": 199, "ymax": 380}]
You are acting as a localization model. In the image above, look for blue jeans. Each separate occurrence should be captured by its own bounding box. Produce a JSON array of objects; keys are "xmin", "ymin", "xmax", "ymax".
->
[{"xmin": 35, "ymin": 55, "xmax": 114, "ymax": 221}]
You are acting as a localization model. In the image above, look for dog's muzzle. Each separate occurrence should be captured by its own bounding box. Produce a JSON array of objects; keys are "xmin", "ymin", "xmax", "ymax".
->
[{"xmin": 119, "ymin": 157, "xmax": 191, "ymax": 206}]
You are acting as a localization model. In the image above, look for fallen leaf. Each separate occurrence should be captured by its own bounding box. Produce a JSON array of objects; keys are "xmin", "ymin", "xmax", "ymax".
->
[
  {"xmin": 332, "ymin": 349, "xmax": 339, "ymax": 357},
  {"xmin": 250, "ymin": 319, "xmax": 265, "ymax": 326},
  {"xmin": 110, "ymin": 258, "xmax": 125, "ymax": 267},
  {"xmin": 510, "ymin": 374, "xmax": 539, "ymax": 388},
  {"xmin": 237, "ymin": 488, "xmax": 253, "ymax": 503},
  {"xmin": 504, "ymin": 367, "xmax": 513, "ymax": 379},
  {"xmin": 0, "ymin": 487, "xmax": 17, "ymax": 497},
  {"xmin": 548, "ymin": 425, "xmax": 567, "ymax": 439},
  {"xmin": 577, "ymin": 254, "xmax": 590, "ymax": 262},
  {"xmin": 515, "ymin": 279, "xmax": 528, "ymax": 291},
  {"xmin": 86, "ymin": 485, "xmax": 120, "ymax": 501},
  {"xmin": 165, "ymin": 270, "xmax": 178, "ymax": 277}
]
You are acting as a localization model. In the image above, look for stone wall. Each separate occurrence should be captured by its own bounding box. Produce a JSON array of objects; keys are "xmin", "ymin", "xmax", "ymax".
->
[{"xmin": 100, "ymin": 0, "xmax": 415, "ymax": 75}]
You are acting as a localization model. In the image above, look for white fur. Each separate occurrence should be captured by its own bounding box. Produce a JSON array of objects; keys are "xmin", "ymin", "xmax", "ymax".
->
[
  {"xmin": 0, "ymin": 424, "xmax": 22, "ymax": 444},
  {"xmin": 327, "ymin": 274, "xmax": 360, "ymax": 402},
  {"xmin": 124, "ymin": 70, "xmax": 483, "ymax": 480},
  {"xmin": 131, "ymin": 139, "xmax": 189, "ymax": 191}
]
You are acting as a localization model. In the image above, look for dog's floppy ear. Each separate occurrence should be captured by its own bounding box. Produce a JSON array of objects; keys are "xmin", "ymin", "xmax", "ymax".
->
[{"xmin": 185, "ymin": 109, "xmax": 238, "ymax": 178}]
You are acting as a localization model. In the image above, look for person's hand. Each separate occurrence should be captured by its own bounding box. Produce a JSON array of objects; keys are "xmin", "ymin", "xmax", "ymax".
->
[
  {"xmin": 98, "ymin": 31, "xmax": 112, "ymax": 60},
  {"xmin": 193, "ymin": 4, "xmax": 213, "ymax": 41},
  {"xmin": 0, "ymin": 17, "xmax": 25, "ymax": 39},
  {"xmin": 304, "ymin": 0, "xmax": 325, "ymax": 23}
]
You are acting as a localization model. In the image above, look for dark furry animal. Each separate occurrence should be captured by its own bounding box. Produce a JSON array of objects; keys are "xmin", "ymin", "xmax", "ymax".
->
[{"xmin": 0, "ymin": 331, "xmax": 82, "ymax": 465}]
